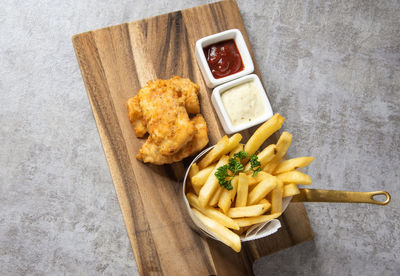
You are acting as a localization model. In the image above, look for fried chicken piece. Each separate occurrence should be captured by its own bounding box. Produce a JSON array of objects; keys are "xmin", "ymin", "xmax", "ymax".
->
[
  {"xmin": 138, "ymin": 79, "xmax": 195, "ymax": 155},
  {"xmin": 126, "ymin": 76, "xmax": 200, "ymax": 138},
  {"xmin": 126, "ymin": 96, "xmax": 147, "ymax": 137},
  {"xmin": 126, "ymin": 76, "xmax": 208, "ymax": 163},
  {"xmin": 137, "ymin": 114, "xmax": 209, "ymax": 164},
  {"xmin": 169, "ymin": 76, "xmax": 200, "ymax": 114}
]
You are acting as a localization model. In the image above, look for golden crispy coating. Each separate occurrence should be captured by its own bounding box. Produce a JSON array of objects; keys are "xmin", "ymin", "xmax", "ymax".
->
[
  {"xmin": 126, "ymin": 76, "xmax": 208, "ymax": 164},
  {"xmin": 169, "ymin": 76, "xmax": 200, "ymax": 114},
  {"xmin": 137, "ymin": 114, "xmax": 209, "ymax": 164},
  {"xmin": 126, "ymin": 96, "xmax": 147, "ymax": 137},
  {"xmin": 137, "ymin": 79, "xmax": 195, "ymax": 155}
]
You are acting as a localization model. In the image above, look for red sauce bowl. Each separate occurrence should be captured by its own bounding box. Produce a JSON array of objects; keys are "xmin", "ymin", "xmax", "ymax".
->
[
  {"xmin": 195, "ymin": 29, "xmax": 254, "ymax": 88},
  {"xmin": 203, "ymin": 39, "xmax": 244, "ymax": 79}
]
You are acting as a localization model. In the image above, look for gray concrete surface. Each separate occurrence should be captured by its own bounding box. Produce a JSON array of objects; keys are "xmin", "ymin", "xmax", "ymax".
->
[{"xmin": 1, "ymin": 0, "xmax": 399, "ymax": 275}]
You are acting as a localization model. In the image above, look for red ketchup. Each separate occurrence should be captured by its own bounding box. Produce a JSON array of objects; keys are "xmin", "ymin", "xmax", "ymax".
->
[{"xmin": 203, "ymin": 39, "xmax": 244, "ymax": 79}]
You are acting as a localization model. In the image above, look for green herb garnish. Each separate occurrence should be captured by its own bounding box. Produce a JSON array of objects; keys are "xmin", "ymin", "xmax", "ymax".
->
[
  {"xmin": 214, "ymin": 151, "xmax": 262, "ymax": 189},
  {"xmin": 233, "ymin": 151, "xmax": 248, "ymax": 160},
  {"xmin": 215, "ymin": 151, "xmax": 248, "ymax": 190},
  {"xmin": 228, "ymin": 158, "xmax": 244, "ymax": 175},
  {"xmin": 215, "ymin": 164, "xmax": 233, "ymax": 190},
  {"xmin": 249, "ymin": 154, "xmax": 261, "ymax": 176}
]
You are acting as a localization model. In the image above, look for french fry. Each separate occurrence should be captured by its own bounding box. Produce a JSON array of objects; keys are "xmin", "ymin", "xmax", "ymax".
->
[
  {"xmin": 198, "ymin": 136, "xmax": 229, "ymax": 169},
  {"xmin": 244, "ymin": 113, "xmax": 285, "ymax": 156},
  {"xmin": 209, "ymin": 186, "xmax": 223, "ymax": 206},
  {"xmin": 245, "ymin": 144, "xmax": 276, "ymax": 171},
  {"xmin": 186, "ymin": 182, "xmax": 196, "ymax": 195},
  {"xmin": 221, "ymin": 133, "xmax": 242, "ymax": 156},
  {"xmin": 234, "ymin": 212, "xmax": 281, "ymax": 227},
  {"xmin": 277, "ymin": 170, "xmax": 312, "ymax": 185},
  {"xmin": 233, "ymin": 226, "xmax": 250, "ymax": 235},
  {"xmin": 192, "ymin": 208, "xmax": 241, "ymax": 252},
  {"xmin": 263, "ymin": 131, "xmax": 293, "ymax": 173},
  {"xmin": 186, "ymin": 164, "xmax": 199, "ymax": 193},
  {"xmin": 265, "ymin": 191, "xmax": 272, "ymax": 203},
  {"xmin": 186, "ymin": 193, "xmax": 239, "ymax": 230},
  {"xmin": 270, "ymin": 179, "xmax": 283, "ymax": 214},
  {"xmin": 258, "ymin": 198, "xmax": 270, "ymax": 205},
  {"xmin": 189, "ymin": 163, "xmax": 199, "ymax": 179},
  {"xmin": 247, "ymin": 171, "xmax": 271, "ymax": 186},
  {"xmin": 248, "ymin": 173, "xmax": 277, "ymax": 205},
  {"xmin": 227, "ymin": 202, "xmax": 271, "ymax": 218},
  {"xmin": 262, "ymin": 162, "xmax": 277, "ymax": 174},
  {"xmin": 199, "ymin": 155, "xmax": 229, "ymax": 207},
  {"xmin": 218, "ymin": 177, "xmax": 238, "ymax": 214},
  {"xmin": 274, "ymin": 157, "xmax": 314, "ymax": 174},
  {"xmin": 248, "ymin": 184, "xmax": 256, "ymax": 194},
  {"xmin": 235, "ymin": 173, "xmax": 249, "ymax": 207},
  {"xmin": 191, "ymin": 165, "xmax": 216, "ymax": 195},
  {"xmin": 258, "ymin": 144, "xmax": 277, "ymax": 167},
  {"xmin": 192, "ymin": 184, "xmax": 201, "ymax": 197},
  {"xmin": 229, "ymin": 144, "xmax": 244, "ymax": 158},
  {"xmin": 247, "ymin": 174, "xmax": 258, "ymax": 186},
  {"xmin": 283, "ymin": 183, "xmax": 300, "ymax": 197}
]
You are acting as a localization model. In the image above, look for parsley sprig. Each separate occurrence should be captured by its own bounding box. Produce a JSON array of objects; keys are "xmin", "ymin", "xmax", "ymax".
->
[
  {"xmin": 214, "ymin": 151, "xmax": 262, "ymax": 190},
  {"xmin": 249, "ymin": 154, "xmax": 261, "ymax": 176},
  {"xmin": 233, "ymin": 151, "xmax": 247, "ymax": 160},
  {"xmin": 214, "ymin": 151, "xmax": 247, "ymax": 190},
  {"xmin": 214, "ymin": 165, "xmax": 232, "ymax": 190}
]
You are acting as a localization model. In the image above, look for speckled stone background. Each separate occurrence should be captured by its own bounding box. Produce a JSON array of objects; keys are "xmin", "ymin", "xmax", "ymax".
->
[{"xmin": 1, "ymin": 0, "xmax": 399, "ymax": 275}]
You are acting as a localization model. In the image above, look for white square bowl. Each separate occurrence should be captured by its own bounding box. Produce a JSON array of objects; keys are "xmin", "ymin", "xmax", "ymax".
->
[
  {"xmin": 195, "ymin": 29, "xmax": 254, "ymax": 88},
  {"xmin": 211, "ymin": 74, "xmax": 273, "ymax": 134}
]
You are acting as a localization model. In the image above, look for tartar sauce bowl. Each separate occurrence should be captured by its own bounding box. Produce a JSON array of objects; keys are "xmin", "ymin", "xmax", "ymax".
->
[
  {"xmin": 211, "ymin": 74, "xmax": 274, "ymax": 134},
  {"xmin": 195, "ymin": 29, "xmax": 254, "ymax": 88},
  {"xmin": 182, "ymin": 146, "xmax": 292, "ymax": 243}
]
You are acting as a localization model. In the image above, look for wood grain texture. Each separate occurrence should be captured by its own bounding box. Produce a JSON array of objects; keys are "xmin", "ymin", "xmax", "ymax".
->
[{"xmin": 72, "ymin": 1, "xmax": 313, "ymax": 275}]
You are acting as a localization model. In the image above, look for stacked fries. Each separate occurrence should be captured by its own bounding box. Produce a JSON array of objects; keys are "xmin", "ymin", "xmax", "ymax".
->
[{"xmin": 185, "ymin": 114, "xmax": 314, "ymax": 252}]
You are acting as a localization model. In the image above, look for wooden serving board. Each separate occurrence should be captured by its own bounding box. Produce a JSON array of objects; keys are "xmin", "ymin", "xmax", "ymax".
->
[{"xmin": 72, "ymin": 0, "xmax": 313, "ymax": 275}]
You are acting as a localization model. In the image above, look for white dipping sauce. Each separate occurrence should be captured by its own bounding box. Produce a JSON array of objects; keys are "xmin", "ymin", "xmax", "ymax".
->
[{"xmin": 221, "ymin": 81, "xmax": 265, "ymax": 126}]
